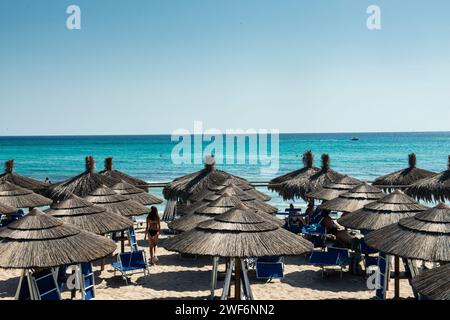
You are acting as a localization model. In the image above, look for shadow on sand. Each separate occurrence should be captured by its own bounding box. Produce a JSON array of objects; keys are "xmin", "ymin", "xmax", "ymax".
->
[{"xmin": 279, "ymin": 269, "xmax": 370, "ymax": 293}]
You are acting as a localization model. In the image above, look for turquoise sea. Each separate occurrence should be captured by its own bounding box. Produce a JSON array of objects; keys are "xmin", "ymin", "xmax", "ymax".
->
[{"xmin": 0, "ymin": 132, "xmax": 449, "ymax": 211}]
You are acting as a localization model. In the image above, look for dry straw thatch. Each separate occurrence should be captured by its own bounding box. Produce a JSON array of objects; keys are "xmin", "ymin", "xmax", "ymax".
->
[
  {"xmin": 162, "ymin": 156, "xmax": 250, "ymax": 201},
  {"xmin": 0, "ymin": 181, "xmax": 52, "ymax": 208},
  {"xmin": 47, "ymin": 156, "xmax": 120, "ymax": 201},
  {"xmin": 84, "ymin": 185, "xmax": 151, "ymax": 217},
  {"xmin": 45, "ymin": 194, "xmax": 133, "ymax": 235},
  {"xmin": 320, "ymin": 182, "xmax": 384, "ymax": 213},
  {"xmin": 411, "ymin": 264, "xmax": 450, "ymax": 300},
  {"xmin": 169, "ymin": 192, "xmax": 281, "ymax": 232},
  {"xmin": 163, "ymin": 203, "xmax": 313, "ymax": 258},
  {"xmin": 406, "ymin": 156, "xmax": 450, "ymax": 202},
  {"xmin": 306, "ymin": 175, "xmax": 362, "ymax": 201},
  {"xmin": 337, "ymin": 190, "xmax": 427, "ymax": 231},
  {"xmin": 111, "ymin": 181, "xmax": 162, "ymax": 205},
  {"xmin": 0, "ymin": 160, "xmax": 49, "ymax": 194},
  {"xmin": 209, "ymin": 179, "xmax": 271, "ymax": 202},
  {"xmin": 0, "ymin": 209, "xmax": 116, "ymax": 269},
  {"xmin": 373, "ymin": 154, "xmax": 436, "ymax": 191},
  {"xmin": 268, "ymin": 151, "xmax": 344, "ymax": 201},
  {"xmin": 99, "ymin": 157, "xmax": 149, "ymax": 191},
  {"xmin": 365, "ymin": 203, "xmax": 450, "ymax": 262},
  {"xmin": 0, "ymin": 202, "xmax": 16, "ymax": 215}
]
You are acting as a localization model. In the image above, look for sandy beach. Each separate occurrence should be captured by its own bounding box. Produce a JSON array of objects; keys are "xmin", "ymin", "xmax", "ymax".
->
[{"xmin": 0, "ymin": 222, "xmax": 414, "ymax": 300}]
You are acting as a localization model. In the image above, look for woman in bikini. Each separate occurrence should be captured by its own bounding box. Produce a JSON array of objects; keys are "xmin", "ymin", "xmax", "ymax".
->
[{"xmin": 145, "ymin": 206, "xmax": 161, "ymax": 264}]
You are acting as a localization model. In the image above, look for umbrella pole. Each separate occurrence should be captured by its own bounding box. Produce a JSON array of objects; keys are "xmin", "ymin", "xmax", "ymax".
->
[
  {"xmin": 234, "ymin": 258, "xmax": 241, "ymax": 300},
  {"xmin": 221, "ymin": 259, "xmax": 234, "ymax": 300},
  {"xmin": 394, "ymin": 256, "xmax": 400, "ymax": 299},
  {"xmin": 210, "ymin": 256, "xmax": 219, "ymax": 300},
  {"xmin": 121, "ymin": 231, "xmax": 125, "ymax": 253}
]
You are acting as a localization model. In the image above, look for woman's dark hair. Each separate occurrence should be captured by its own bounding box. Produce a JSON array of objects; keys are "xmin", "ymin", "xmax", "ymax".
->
[{"xmin": 147, "ymin": 206, "xmax": 159, "ymax": 221}]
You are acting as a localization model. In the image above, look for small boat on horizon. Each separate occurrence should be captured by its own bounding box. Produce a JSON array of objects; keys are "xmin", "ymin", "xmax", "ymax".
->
[{"xmin": 350, "ymin": 137, "xmax": 359, "ymax": 141}]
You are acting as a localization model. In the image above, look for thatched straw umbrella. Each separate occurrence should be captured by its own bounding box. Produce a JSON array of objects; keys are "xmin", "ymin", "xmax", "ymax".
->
[
  {"xmin": 365, "ymin": 203, "xmax": 450, "ymax": 299},
  {"xmin": 177, "ymin": 183, "xmax": 277, "ymax": 216},
  {"xmin": 162, "ymin": 156, "xmax": 249, "ymax": 201},
  {"xmin": 365, "ymin": 203, "xmax": 450, "ymax": 262},
  {"xmin": 169, "ymin": 192, "xmax": 246, "ymax": 232},
  {"xmin": 406, "ymin": 156, "xmax": 450, "ymax": 202},
  {"xmin": 337, "ymin": 190, "xmax": 427, "ymax": 231},
  {"xmin": 169, "ymin": 192, "xmax": 281, "ymax": 233},
  {"xmin": 0, "ymin": 202, "xmax": 16, "ymax": 215},
  {"xmin": 0, "ymin": 181, "xmax": 52, "ymax": 209},
  {"xmin": 373, "ymin": 154, "xmax": 436, "ymax": 191},
  {"xmin": 0, "ymin": 208, "xmax": 116, "ymax": 269},
  {"xmin": 84, "ymin": 185, "xmax": 150, "ymax": 218},
  {"xmin": 111, "ymin": 181, "xmax": 162, "ymax": 205},
  {"xmin": 320, "ymin": 182, "xmax": 384, "ymax": 213},
  {"xmin": 306, "ymin": 175, "xmax": 362, "ymax": 202},
  {"xmin": 99, "ymin": 157, "xmax": 149, "ymax": 191},
  {"xmin": 45, "ymin": 194, "xmax": 133, "ymax": 235},
  {"xmin": 268, "ymin": 151, "xmax": 344, "ymax": 201},
  {"xmin": 212, "ymin": 185, "xmax": 277, "ymax": 214},
  {"xmin": 162, "ymin": 203, "xmax": 313, "ymax": 299},
  {"xmin": 85, "ymin": 185, "xmax": 151, "ymax": 252},
  {"xmin": 187, "ymin": 178, "xmax": 270, "ymax": 205},
  {"xmin": 0, "ymin": 160, "xmax": 49, "ymax": 195},
  {"xmin": 411, "ymin": 264, "xmax": 450, "ymax": 300},
  {"xmin": 206, "ymin": 178, "xmax": 271, "ymax": 202},
  {"xmin": 47, "ymin": 156, "xmax": 120, "ymax": 201}
]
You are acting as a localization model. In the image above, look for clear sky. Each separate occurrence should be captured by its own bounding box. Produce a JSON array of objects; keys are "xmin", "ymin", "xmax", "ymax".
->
[{"xmin": 0, "ymin": 0, "xmax": 449, "ymax": 135}]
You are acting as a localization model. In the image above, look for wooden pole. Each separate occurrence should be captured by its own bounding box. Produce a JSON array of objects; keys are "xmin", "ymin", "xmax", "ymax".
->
[
  {"xmin": 121, "ymin": 231, "xmax": 125, "ymax": 253},
  {"xmin": 394, "ymin": 255, "xmax": 400, "ymax": 299},
  {"xmin": 234, "ymin": 258, "xmax": 241, "ymax": 300}
]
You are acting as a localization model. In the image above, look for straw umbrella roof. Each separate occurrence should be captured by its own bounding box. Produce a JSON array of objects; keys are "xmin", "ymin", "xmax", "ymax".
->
[
  {"xmin": 406, "ymin": 156, "xmax": 450, "ymax": 202},
  {"xmin": 306, "ymin": 175, "xmax": 362, "ymax": 201},
  {"xmin": 207, "ymin": 179, "xmax": 271, "ymax": 202},
  {"xmin": 99, "ymin": 157, "xmax": 149, "ymax": 191},
  {"xmin": 45, "ymin": 194, "xmax": 133, "ymax": 235},
  {"xmin": 268, "ymin": 152, "xmax": 344, "ymax": 201},
  {"xmin": 163, "ymin": 203, "xmax": 313, "ymax": 258},
  {"xmin": 168, "ymin": 213, "xmax": 212, "ymax": 233},
  {"xmin": 169, "ymin": 193, "xmax": 281, "ymax": 232},
  {"xmin": 84, "ymin": 185, "xmax": 151, "ymax": 217},
  {"xmin": 320, "ymin": 182, "xmax": 384, "ymax": 213},
  {"xmin": 162, "ymin": 156, "xmax": 249, "ymax": 201},
  {"xmin": 0, "ymin": 202, "xmax": 16, "ymax": 215},
  {"xmin": 0, "ymin": 209, "xmax": 116, "ymax": 269},
  {"xmin": 337, "ymin": 190, "xmax": 427, "ymax": 231},
  {"xmin": 365, "ymin": 203, "xmax": 450, "ymax": 262},
  {"xmin": 47, "ymin": 156, "xmax": 120, "ymax": 201},
  {"xmin": 111, "ymin": 181, "xmax": 162, "ymax": 205},
  {"xmin": 0, "ymin": 181, "xmax": 52, "ymax": 208},
  {"xmin": 411, "ymin": 264, "xmax": 450, "ymax": 300},
  {"xmin": 189, "ymin": 178, "xmax": 270, "ymax": 203},
  {"xmin": 0, "ymin": 160, "xmax": 49, "ymax": 194},
  {"xmin": 373, "ymin": 154, "xmax": 436, "ymax": 191}
]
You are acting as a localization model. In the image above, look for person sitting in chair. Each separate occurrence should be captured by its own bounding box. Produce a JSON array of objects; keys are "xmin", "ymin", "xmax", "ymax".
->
[{"xmin": 320, "ymin": 210, "xmax": 355, "ymax": 248}]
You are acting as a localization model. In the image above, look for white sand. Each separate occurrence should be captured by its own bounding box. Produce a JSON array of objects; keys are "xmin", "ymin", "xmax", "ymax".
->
[{"xmin": 0, "ymin": 223, "xmax": 413, "ymax": 300}]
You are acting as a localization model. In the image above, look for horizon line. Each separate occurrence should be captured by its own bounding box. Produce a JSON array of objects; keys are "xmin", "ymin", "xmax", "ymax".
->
[{"xmin": 0, "ymin": 130, "xmax": 449, "ymax": 138}]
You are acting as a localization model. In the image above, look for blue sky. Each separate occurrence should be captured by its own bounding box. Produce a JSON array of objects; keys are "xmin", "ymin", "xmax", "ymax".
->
[{"xmin": 0, "ymin": 0, "xmax": 449, "ymax": 135}]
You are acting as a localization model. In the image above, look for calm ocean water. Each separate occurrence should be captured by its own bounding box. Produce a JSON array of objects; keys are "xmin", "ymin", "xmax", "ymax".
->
[{"xmin": 0, "ymin": 132, "xmax": 449, "ymax": 211}]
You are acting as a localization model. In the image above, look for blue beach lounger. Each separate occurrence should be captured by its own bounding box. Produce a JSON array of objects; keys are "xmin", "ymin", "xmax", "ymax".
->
[
  {"xmin": 31, "ymin": 269, "xmax": 61, "ymax": 300},
  {"xmin": 256, "ymin": 257, "xmax": 284, "ymax": 281},
  {"xmin": 309, "ymin": 247, "xmax": 350, "ymax": 278},
  {"xmin": 81, "ymin": 262, "xmax": 96, "ymax": 300},
  {"xmin": 112, "ymin": 250, "xmax": 149, "ymax": 284},
  {"xmin": 127, "ymin": 226, "xmax": 139, "ymax": 252}
]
